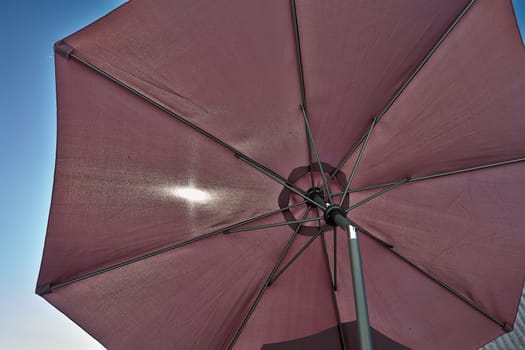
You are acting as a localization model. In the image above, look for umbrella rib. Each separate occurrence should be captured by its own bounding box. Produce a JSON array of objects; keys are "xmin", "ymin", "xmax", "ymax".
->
[
  {"xmin": 290, "ymin": 0, "xmax": 307, "ymax": 110},
  {"xmin": 329, "ymin": 0, "xmax": 477, "ymax": 180},
  {"xmin": 37, "ymin": 201, "xmax": 308, "ymax": 294},
  {"xmin": 224, "ymin": 216, "xmax": 323, "ymax": 234},
  {"xmin": 321, "ymin": 232, "xmax": 348, "ymax": 350},
  {"xmin": 218, "ymin": 199, "xmax": 307, "ymax": 231},
  {"xmin": 344, "ymin": 156, "xmax": 525, "ymax": 194},
  {"xmin": 328, "ymin": 136, "xmax": 363, "ymax": 183},
  {"xmin": 339, "ymin": 118, "xmax": 376, "ymax": 206},
  {"xmin": 388, "ymin": 248, "xmax": 511, "ymax": 330},
  {"xmin": 42, "ymin": 231, "xmax": 221, "ymax": 294},
  {"xmin": 68, "ymin": 52, "xmax": 305, "ymax": 204},
  {"xmin": 236, "ymin": 152, "xmax": 327, "ymax": 210},
  {"xmin": 353, "ymin": 222, "xmax": 511, "ymax": 331},
  {"xmin": 301, "ymin": 104, "xmax": 334, "ymax": 204},
  {"xmin": 290, "ymin": 0, "xmax": 316, "ymax": 188},
  {"xmin": 268, "ymin": 227, "xmax": 325, "ymax": 286},
  {"xmin": 345, "ymin": 177, "xmax": 410, "ymax": 213},
  {"xmin": 305, "ymin": 116, "xmax": 316, "ymax": 188},
  {"xmin": 227, "ymin": 207, "xmax": 311, "ymax": 350}
]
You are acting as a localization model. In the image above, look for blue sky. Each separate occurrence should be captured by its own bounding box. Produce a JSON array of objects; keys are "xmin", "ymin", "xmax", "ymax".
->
[
  {"xmin": 515, "ymin": 0, "xmax": 525, "ymax": 44},
  {"xmin": 0, "ymin": 1, "xmax": 124, "ymax": 349},
  {"xmin": 1, "ymin": 1, "xmax": 524, "ymax": 349}
]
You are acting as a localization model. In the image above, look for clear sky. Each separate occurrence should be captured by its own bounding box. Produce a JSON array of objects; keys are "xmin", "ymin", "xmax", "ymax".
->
[
  {"xmin": 515, "ymin": 0, "xmax": 525, "ymax": 45},
  {"xmin": 0, "ymin": 1, "xmax": 124, "ymax": 349},
  {"xmin": 1, "ymin": 1, "xmax": 525, "ymax": 350}
]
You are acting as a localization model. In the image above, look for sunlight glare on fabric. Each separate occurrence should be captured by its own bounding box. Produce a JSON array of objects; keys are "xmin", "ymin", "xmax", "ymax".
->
[{"xmin": 171, "ymin": 186, "xmax": 211, "ymax": 203}]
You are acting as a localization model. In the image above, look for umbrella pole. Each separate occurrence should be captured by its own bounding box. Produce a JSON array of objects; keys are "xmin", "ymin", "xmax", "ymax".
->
[
  {"xmin": 347, "ymin": 225, "xmax": 373, "ymax": 350},
  {"xmin": 309, "ymin": 192, "xmax": 373, "ymax": 350}
]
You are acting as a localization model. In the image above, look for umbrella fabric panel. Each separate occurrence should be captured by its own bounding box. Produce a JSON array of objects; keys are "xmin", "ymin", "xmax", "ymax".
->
[
  {"xmin": 62, "ymin": 0, "xmax": 308, "ymax": 179},
  {"xmin": 37, "ymin": 54, "xmax": 283, "ymax": 286},
  {"xmin": 294, "ymin": 0, "xmax": 471, "ymax": 167},
  {"xmin": 233, "ymin": 237, "xmax": 339, "ymax": 349},
  {"xmin": 323, "ymin": 232, "xmax": 504, "ymax": 350},
  {"xmin": 343, "ymin": 0, "xmax": 525, "ymax": 189},
  {"xmin": 349, "ymin": 161, "xmax": 525, "ymax": 332},
  {"xmin": 43, "ymin": 230, "xmax": 292, "ymax": 350}
]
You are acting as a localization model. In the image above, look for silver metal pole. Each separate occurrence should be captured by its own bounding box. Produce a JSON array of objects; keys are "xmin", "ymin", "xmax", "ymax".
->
[
  {"xmin": 306, "ymin": 190, "xmax": 373, "ymax": 350},
  {"xmin": 347, "ymin": 225, "xmax": 373, "ymax": 350}
]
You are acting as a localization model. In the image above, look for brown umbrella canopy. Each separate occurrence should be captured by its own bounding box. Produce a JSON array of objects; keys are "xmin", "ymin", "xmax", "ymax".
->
[{"xmin": 37, "ymin": 1, "xmax": 525, "ymax": 349}]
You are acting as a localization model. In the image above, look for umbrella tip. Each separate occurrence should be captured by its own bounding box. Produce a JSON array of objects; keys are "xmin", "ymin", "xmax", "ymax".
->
[
  {"xmin": 502, "ymin": 322, "xmax": 513, "ymax": 332},
  {"xmin": 35, "ymin": 283, "xmax": 52, "ymax": 296},
  {"xmin": 54, "ymin": 40, "xmax": 74, "ymax": 59}
]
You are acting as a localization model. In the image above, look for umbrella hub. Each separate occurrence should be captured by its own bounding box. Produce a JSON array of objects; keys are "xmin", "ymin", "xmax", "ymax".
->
[
  {"xmin": 278, "ymin": 162, "xmax": 350, "ymax": 235},
  {"xmin": 323, "ymin": 204, "xmax": 347, "ymax": 227},
  {"xmin": 306, "ymin": 187, "xmax": 324, "ymax": 206},
  {"xmin": 305, "ymin": 187, "xmax": 348, "ymax": 227}
]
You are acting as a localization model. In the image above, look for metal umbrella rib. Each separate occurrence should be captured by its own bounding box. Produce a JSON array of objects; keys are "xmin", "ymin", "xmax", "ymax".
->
[
  {"xmin": 330, "ymin": 0, "xmax": 477, "ymax": 180},
  {"xmin": 37, "ymin": 200, "xmax": 309, "ymax": 294},
  {"xmin": 269, "ymin": 227, "xmax": 325, "ymax": 286},
  {"xmin": 301, "ymin": 104, "xmax": 334, "ymax": 205},
  {"xmin": 352, "ymin": 222, "xmax": 511, "ymax": 331},
  {"xmin": 224, "ymin": 216, "xmax": 324, "ymax": 234},
  {"xmin": 68, "ymin": 52, "xmax": 310, "ymax": 212},
  {"xmin": 339, "ymin": 118, "xmax": 376, "ymax": 206},
  {"xmin": 345, "ymin": 178, "xmax": 410, "ymax": 213},
  {"xmin": 291, "ymin": 0, "xmax": 315, "ymax": 189},
  {"xmin": 290, "ymin": 0, "xmax": 307, "ymax": 111},
  {"xmin": 343, "ymin": 156, "xmax": 525, "ymax": 195}
]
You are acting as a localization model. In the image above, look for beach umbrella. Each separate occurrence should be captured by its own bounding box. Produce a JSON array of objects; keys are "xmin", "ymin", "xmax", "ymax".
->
[{"xmin": 37, "ymin": 0, "xmax": 525, "ymax": 349}]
